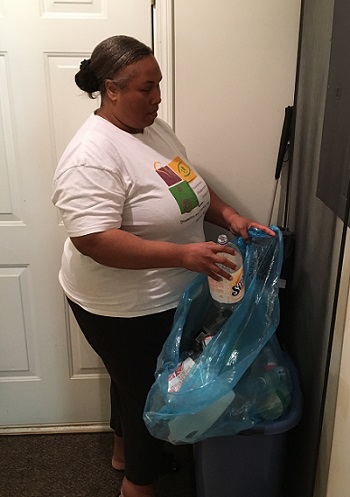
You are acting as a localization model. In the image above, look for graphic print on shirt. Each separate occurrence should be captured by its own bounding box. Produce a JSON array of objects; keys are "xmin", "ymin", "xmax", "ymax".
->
[{"xmin": 155, "ymin": 156, "xmax": 199, "ymax": 214}]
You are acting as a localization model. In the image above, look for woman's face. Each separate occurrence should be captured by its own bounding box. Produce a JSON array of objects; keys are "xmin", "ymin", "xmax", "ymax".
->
[{"xmin": 104, "ymin": 55, "xmax": 162, "ymax": 133}]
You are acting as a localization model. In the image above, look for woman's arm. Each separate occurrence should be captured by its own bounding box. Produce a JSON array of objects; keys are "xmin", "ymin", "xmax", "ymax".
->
[
  {"xmin": 71, "ymin": 185, "xmax": 274, "ymax": 279},
  {"xmin": 71, "ymin": 228, "xmax": 238, "ymax": 281},
  {"xmin": 204, "ymin": 186, "xmax": 275, "ymax": 240}
]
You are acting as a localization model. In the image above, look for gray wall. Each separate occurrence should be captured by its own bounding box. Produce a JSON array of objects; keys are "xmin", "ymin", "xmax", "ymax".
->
[{"xmin": 285, "ymin": 0, "xmax": 344, "ymax": 495}]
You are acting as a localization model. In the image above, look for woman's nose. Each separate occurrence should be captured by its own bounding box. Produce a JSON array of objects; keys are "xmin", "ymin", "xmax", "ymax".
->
[{"xmin": 151, "ymin": 86, "xmax": 161, "ymax": 105}]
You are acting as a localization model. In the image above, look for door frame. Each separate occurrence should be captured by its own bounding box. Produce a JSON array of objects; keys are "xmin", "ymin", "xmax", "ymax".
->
[{"xmin": 153, "ymin": 0, "xmax": 174, "ymax": 128}]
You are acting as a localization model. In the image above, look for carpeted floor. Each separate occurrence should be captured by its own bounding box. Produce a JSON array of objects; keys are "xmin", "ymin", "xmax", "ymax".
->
[{"xmin": 0, "ymin": 432, "xmax": 197, "ymax": 497}]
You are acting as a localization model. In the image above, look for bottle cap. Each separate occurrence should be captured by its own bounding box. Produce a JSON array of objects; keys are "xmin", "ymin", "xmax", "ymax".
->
[{"xmin": 217, "ymin": 234, "xmax": 229, "ymax": 245}]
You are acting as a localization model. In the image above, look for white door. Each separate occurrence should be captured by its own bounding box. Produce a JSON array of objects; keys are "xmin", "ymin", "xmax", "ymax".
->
[{"xmin": 0, "ymin": 0, "xmax": 153, "ymax": 429}]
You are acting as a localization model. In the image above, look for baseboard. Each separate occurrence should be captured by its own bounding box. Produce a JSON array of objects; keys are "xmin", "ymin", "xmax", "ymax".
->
[{"xmin": 0, "ymin": 422, "xmax": 112, "ymax": 435}]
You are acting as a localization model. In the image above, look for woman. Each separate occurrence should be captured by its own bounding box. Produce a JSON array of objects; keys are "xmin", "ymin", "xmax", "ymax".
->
[{"xmin": 52, "ymin": 35, "xmax": 274, "ymax": 497}]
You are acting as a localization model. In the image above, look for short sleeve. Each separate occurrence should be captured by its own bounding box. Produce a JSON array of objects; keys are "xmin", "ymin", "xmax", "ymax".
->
[{"xmin": 52, "ymin": 165, "xmax": 126, "ymax": 237}]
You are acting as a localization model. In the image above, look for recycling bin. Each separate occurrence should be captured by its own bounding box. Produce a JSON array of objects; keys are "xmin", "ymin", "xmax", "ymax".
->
[{"xmin": 195, "ymin": 353, "xmax": 302, "ymax": 497}]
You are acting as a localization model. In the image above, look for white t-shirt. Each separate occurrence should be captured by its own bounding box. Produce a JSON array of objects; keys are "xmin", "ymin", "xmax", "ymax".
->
[{"xmin": 52, "ymin": 114, "xmax": 210, "ymax": 317}]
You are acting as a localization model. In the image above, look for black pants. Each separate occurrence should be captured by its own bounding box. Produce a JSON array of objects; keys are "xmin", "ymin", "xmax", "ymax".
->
[{"xmin": 67, "ymin": 298, "xmax": 176, "ymax": 485}]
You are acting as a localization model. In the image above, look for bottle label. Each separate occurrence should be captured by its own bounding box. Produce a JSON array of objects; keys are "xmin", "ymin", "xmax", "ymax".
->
[
  {"xmin": 168, "ymin": 357, "xmax": 195, "ymax": 393},
  {"xmin": 208, "ymin": 256, "xmax": 245, "ymax": 304}
]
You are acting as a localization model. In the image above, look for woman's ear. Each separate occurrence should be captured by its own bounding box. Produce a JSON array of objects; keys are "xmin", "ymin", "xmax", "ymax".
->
[{"xmin": 104, "ymin": 80, "xmax": 119, "ymax": 101}]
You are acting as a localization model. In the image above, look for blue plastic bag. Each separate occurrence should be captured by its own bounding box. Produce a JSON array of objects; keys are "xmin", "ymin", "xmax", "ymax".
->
[{"xmin": 144, "ymin": 226, "xmax": 290, "ymax": 444}]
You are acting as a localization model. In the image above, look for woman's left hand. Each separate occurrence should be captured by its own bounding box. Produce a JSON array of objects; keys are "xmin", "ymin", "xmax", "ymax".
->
[
  {"xmin": 204, "ymin": 186, "xmax": 276, "ymax": 242},
  {"xmin": 228, "ymin": 213, "xmax": 275, "ymax": 241}
]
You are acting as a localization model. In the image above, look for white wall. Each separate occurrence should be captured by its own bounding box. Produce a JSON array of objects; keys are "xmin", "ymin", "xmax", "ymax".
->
[
  {"xmin": 173, "ymin": 0, "xmax": 301, "ymax": 234},
  {"xmin": 326, "ymin": 281, "xmax": 350, "ymax": 496},
  {"xmin": 315, "ymin": 228, "xmax": 350, "ymax": 497}
]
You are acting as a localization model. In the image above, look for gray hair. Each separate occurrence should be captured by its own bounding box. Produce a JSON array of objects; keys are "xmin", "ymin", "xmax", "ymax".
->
[{"xmin": 75, "ymin": 35, "xmax": 153, "ymax": 99}]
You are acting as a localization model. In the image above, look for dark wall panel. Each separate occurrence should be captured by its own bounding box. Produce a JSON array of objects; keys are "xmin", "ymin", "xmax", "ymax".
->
[
  {"xmin": 317, "ymin": 0, "xmax": 350, "ymax": 223},
  {"xmin": 285, "ymin": 0, "xmax": 344, "ymax": 496}
]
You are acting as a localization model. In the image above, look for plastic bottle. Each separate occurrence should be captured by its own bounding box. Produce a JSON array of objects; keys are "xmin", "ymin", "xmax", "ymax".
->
[
  {"xmin": 192, "ymin": 233, "xmax": 245, "ymax": 354},
  {"xmin": 168, "ymin": 235, "xmax": 245, "ymax": 394},
  {"xmin": 247, "ymin": 366, "xmax": 293, "ymax": 421},
  {"xmin": 230, "ymin": 341, "xmax": 293, "ymax": 424},
  {"xmin": 208, "ymin": 234, "xmax": 245, "ymax": 305}
]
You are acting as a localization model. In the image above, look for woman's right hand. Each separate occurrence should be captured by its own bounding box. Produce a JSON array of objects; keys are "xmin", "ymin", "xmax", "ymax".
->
[{"xmin": 180, "ymin": 241, "xmax": 238, "ymax": 281}]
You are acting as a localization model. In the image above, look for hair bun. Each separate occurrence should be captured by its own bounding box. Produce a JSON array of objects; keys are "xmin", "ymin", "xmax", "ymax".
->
[
  {"xmin": 75, "ymin": 58, "xmax": 99, "ymax": 93},
  {"xmin": 80, "ymin": 59, "xmax": 91, "ymax": 71}
]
